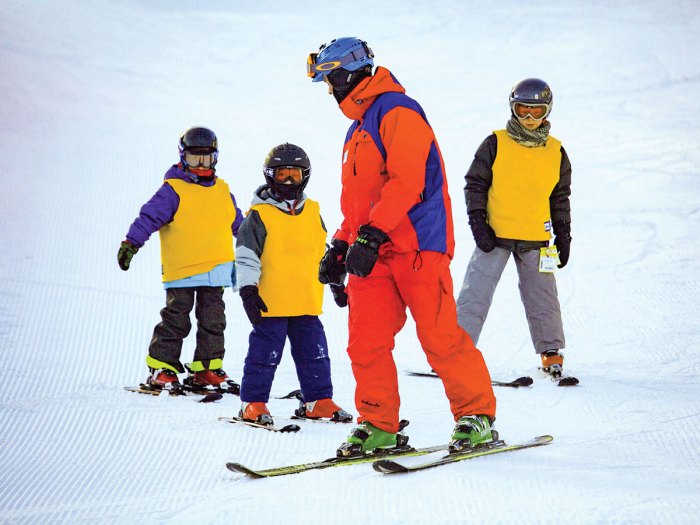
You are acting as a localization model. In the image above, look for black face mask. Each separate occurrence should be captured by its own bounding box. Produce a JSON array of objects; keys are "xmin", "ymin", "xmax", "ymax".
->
[
  {"xmin": 327, "ymin": 67, "xmax": 371, "ymax": 103},
  {"xmin": 270, "ymin": 183, "xmax": 300, "ymax": 200},
  {"xmin": 267, "ymin": 178, "xmax": 309, "ymax": 201}
]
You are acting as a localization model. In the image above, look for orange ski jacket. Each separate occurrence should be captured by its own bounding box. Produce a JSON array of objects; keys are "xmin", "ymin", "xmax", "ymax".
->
[{"xmin": 333, "ymin": 67, "xmax": 455, "ymax": 257}]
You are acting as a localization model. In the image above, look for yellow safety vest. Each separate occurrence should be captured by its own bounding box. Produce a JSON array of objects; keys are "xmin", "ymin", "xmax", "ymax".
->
[
  {"xmin": 487, "ymin": 129, "xmax": 562, "ymax": 241},
  {"xmin": 159, "ymin": 178, "xmax": 236, "ymax": 282},
  {"xmin": 252, "ymin": 199, "xmax": 325, "ymax": 317}
]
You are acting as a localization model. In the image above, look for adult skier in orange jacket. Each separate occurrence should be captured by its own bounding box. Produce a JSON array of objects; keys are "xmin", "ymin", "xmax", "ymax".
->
[{"xmin": 308, "ymin": 37, "xmax": 498, "ymax": 456}]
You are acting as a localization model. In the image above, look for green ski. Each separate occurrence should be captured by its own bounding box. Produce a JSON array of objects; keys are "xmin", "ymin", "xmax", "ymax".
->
[
  {"xmin": 372, "ymin": 435, "xmax": 553, "ymax": 474},
  {"xmin": 226, "ymin": 444, "xmax": 448, "ymax": 479}
]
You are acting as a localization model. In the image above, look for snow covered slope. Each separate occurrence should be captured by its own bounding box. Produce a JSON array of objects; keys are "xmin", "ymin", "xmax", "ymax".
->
[{"xmin": 1, "ymin": 1, "xmax": 699, "ymax": 523}]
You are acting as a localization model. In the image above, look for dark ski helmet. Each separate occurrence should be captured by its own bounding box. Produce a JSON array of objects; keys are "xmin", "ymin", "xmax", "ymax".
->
[
  {"xmin": 509, "ymin": 78, "xmax": 553, "ymax": 119},
  {"xmin": 263, "ymin": 143, "xmax": 311, "ymax": 201},
  {"xmin": 178, "ymin": 126, "xmax": 219, "ymax": 170}
]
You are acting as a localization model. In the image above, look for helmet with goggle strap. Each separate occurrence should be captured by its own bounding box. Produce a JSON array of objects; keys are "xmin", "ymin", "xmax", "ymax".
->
[
  {"xmin": 179, "ymin": 126, "xmax": 219, "ymax": 170},
  {"xmin": 509, "ymin": 78, "xmax": 553, "ymax": 120},
  {"xmin": 307, "ymin": 37, "xmax": 374, "ymax": 82},
  {"xmin": 263, "ymin": 143, "xmax": 311, "ymax": 201}
]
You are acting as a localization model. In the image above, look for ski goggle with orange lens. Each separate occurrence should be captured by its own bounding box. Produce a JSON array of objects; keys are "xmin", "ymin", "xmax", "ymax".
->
[
  {"xmin": 307, "ymin": 42, "xmax": 374, "ymax": 79},
  {"xmin": 513, "ymin": 103, "xmax": 548, "ymax": 120},
  {"xmin": 271, "ymin": 166, "xmax": 304, "ymax": 184},
  {"xmin": 184, "ymin": 149, "xmax": 218, "ymax": 168}
]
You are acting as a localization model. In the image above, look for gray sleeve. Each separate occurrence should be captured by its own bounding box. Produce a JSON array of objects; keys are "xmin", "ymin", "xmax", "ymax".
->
[{"xmin": 235, "ymin": 210, "xmax": 266, "ymax": 288}]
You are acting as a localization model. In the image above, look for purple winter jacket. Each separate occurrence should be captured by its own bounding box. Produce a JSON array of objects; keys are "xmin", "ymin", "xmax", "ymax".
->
[{"xmin": 125, "ymin": 164, "xmax": 243, "ymax": 248}]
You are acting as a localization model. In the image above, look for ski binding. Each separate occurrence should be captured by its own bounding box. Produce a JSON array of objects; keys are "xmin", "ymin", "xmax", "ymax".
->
[{"xmin": 218, "ymin": 416, "xmax": 301, "ymax": 433}]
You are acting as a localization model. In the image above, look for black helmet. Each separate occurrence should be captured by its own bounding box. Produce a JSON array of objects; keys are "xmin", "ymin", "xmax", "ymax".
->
[
  {"xmin": 263, "ymin": 143, "xmax": 311, "ymax": 201},
  {"xmin": 509, "ymin": 78, "xmax": 553, "ymax": 119},
  {"xmin": 179, "ymin": 126, "xmax": 219, "ymax": 170}
]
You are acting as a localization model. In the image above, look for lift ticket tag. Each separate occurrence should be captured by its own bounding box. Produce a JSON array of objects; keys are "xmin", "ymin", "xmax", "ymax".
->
[{"xmin": 539, "ymin": 246, "xmax": 559, "ymax": 273}]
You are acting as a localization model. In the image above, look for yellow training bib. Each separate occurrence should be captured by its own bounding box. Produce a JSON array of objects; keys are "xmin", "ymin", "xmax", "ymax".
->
[
  {"xmin": 253, "ymin": 200, "xmax": 326, "ymax": 317},
  {"xmin": 159, "ymin": 178, "xmax": 236, "ymax": 282},
  {"xmin": 487, "ymin": 130, "xmax": 562, "ymax": 241}
]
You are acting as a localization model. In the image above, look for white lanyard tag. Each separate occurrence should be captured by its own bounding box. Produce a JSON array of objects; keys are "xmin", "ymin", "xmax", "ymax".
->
[{"xmin": 539, "ymin": 246, "xmax": 559, "ymax": 273}]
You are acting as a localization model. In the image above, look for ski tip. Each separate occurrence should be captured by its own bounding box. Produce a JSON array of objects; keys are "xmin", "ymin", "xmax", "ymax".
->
[
  {"xmin": 372, "ymin": 459, "xmax": 408, "ymax": 474},
  {"xmin": 277, "ymin": 389, "xmax": 304, "ymax": 400},
  {"xmin": 199, "ymin": 393, "xmax": 224, "ymax": 403},
  {"xmin": 226, "ymin": 462, "xmax": 264, "ymax": 478},
  {"xmin": 280, "ymin": 424, "xmax": 302, "ymax": 433},
  {"xmin": 533, "ymin": 435, "xmax": 554, "ymax": 444},
  {"xmin": 557, "ymin": 377, "xmax": 580, "ymax": 387},
  {"xmin": 516, "ymin": 376, "xmax": 534, "ymax": 386}
]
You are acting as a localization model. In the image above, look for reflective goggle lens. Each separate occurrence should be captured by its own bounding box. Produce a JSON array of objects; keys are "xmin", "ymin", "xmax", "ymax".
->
[
  {"xmin": 273, "ymin": 167, "xmax": 303, "ymax": 184},
  {"xmin": 184, "ymin": 150, "xmax": 217, "ymax": 168},
  {"xmin": 306, "ymin": 53, "xmax": 318, "ymax": 78},
  {"xmin": 513, "ymin": 103, "xmax": 548, "ymax": 120}
]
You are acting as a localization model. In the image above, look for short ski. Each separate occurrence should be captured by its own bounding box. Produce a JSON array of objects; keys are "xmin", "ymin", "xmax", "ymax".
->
[
  {"xmin": 226, "ymin": 443, "xmax": 449, "ymax": 478},
  {"xmin": 290, "ymin": 414, "xmax": 353, "ymax": 424},
  {"xmin": 218, "ymin": 416, "xmax": 301, "ymax": 433},
  {"xmin": 373, "ymin": 434, "xmax": 553, "ymax": 474},
  {"xmin": 406, "ymin": 371, "xmax": 533, "ymax": 388},
  {"xmin": 539, "ymin": 367, "xmax": 579, "ymax": 386},
  {"xmin": 124, "ymin": 385, "xmax": 222, "ymax": 403},
  {"xmin": 182, "ymin": 379, "xmax": 240, "ymax": 396}
]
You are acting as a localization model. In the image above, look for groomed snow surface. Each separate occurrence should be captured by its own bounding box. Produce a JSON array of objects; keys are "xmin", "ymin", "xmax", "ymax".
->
[{"xmin": 1, "ymin": 1, "xmax": 699, "ymax": 523}]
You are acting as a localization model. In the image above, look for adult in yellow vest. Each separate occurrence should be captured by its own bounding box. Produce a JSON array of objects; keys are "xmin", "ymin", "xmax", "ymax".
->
[
  {"xmin": 118, "ymin": 126, "xmax": 243, "ymax": 394},
  {"xmin": 456, "ymin": 79, "xmax": 573, "ymax": 377},
  {"xmin": 235, "ymin": 143, "xmax": 352, "ymax": 426}
]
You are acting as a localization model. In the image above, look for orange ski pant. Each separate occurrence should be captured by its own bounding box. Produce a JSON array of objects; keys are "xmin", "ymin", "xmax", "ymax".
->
[{"xmin": 346, "ymin": 250, "xmax": 497, "ymax": 433}]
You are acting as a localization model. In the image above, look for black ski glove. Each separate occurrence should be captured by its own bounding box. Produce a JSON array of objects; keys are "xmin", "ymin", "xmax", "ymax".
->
[
  {"xmin": 319, "ymin": 239, "xmax": 349, "ymax": 285},
  {"xmin": 330, "ymin": 284, "xmax": 348, "ymax": 308},
  {"xmin": 553, "ymin": 222, "xmax": 572, "ymax": 268},
  {"xmin": 345, "ymin": 224, "xmax": 390, "ymax": 278},
  {"xmin": 468, "ymin": 210, "xmax": 496, "ymax": 253},
  {"xmin": 239, "ymin": 285, "xmax": 268, "ymax": 325},
  {"xmin": 118, "ymin": 240, "xmax": 139, "ymax": 271}
]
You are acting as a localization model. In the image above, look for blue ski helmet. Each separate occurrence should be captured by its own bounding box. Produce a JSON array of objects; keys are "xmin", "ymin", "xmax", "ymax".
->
[
  {"xmin": 509, "ymin": 78, "xmax": 553, "ymax": 119},
  {"xmin": 307, "ymin": 37, "xmax": 374, "ymax": 83}
]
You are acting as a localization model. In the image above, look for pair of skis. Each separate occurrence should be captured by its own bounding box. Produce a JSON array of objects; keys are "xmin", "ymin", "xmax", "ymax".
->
[
  {"xmin": 226, "ymin": 435, "xmax": 553, "ymax": 478},
  {"xmin": 217, "ymin": 397, "xmax": 357, "ymax": 433},
  {"xmin": 124, "ymin": 384, "xmax": 228, "ymax": 403}
]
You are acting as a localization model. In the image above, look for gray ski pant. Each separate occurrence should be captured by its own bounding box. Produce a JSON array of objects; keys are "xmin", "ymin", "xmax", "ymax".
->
[{"xmin": 456, "ymin": 246, "xmax": 565, "ymax": 354}]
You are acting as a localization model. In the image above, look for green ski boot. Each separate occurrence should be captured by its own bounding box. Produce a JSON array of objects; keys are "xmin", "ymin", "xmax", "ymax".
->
[
  {"xmin": 336, "ymin": 421, "xmax": 408, "ymax": 457},
  {"xmin": 449, "ymin": 415, "xmax": 497, "ymax": 452}
]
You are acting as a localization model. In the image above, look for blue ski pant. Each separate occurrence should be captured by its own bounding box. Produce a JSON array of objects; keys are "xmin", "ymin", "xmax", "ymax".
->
[{"xmin": 240, "ymin": 315, "xmax": 333, "ymax": 403}]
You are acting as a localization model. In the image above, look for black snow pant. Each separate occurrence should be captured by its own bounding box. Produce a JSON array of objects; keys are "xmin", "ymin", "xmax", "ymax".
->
[{"xmin": 148, "ymin": 286, "xmax": 226, "ymax": 373}]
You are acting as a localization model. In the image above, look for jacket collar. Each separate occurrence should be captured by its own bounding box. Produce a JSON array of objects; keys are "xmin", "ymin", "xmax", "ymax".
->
[{"xmin": 338, "ymin": 67, "xmax": 406, "ymax": 121}]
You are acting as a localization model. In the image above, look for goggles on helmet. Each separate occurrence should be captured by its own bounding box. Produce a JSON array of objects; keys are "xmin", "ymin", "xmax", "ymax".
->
[
  {"xmin": 184, "ymin": 148, "xmax": 218, "ymax": 168},
  {"xmin": 307, "ymin": 42, "xmax": 374, "ymax": 79},
  {"xmin": 513, "ymin": 103, "xmax": 549, "ymax": 120},
  {"xmin": 266, "ymin": 166, "xmax": 304, "ymax": 185}
]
